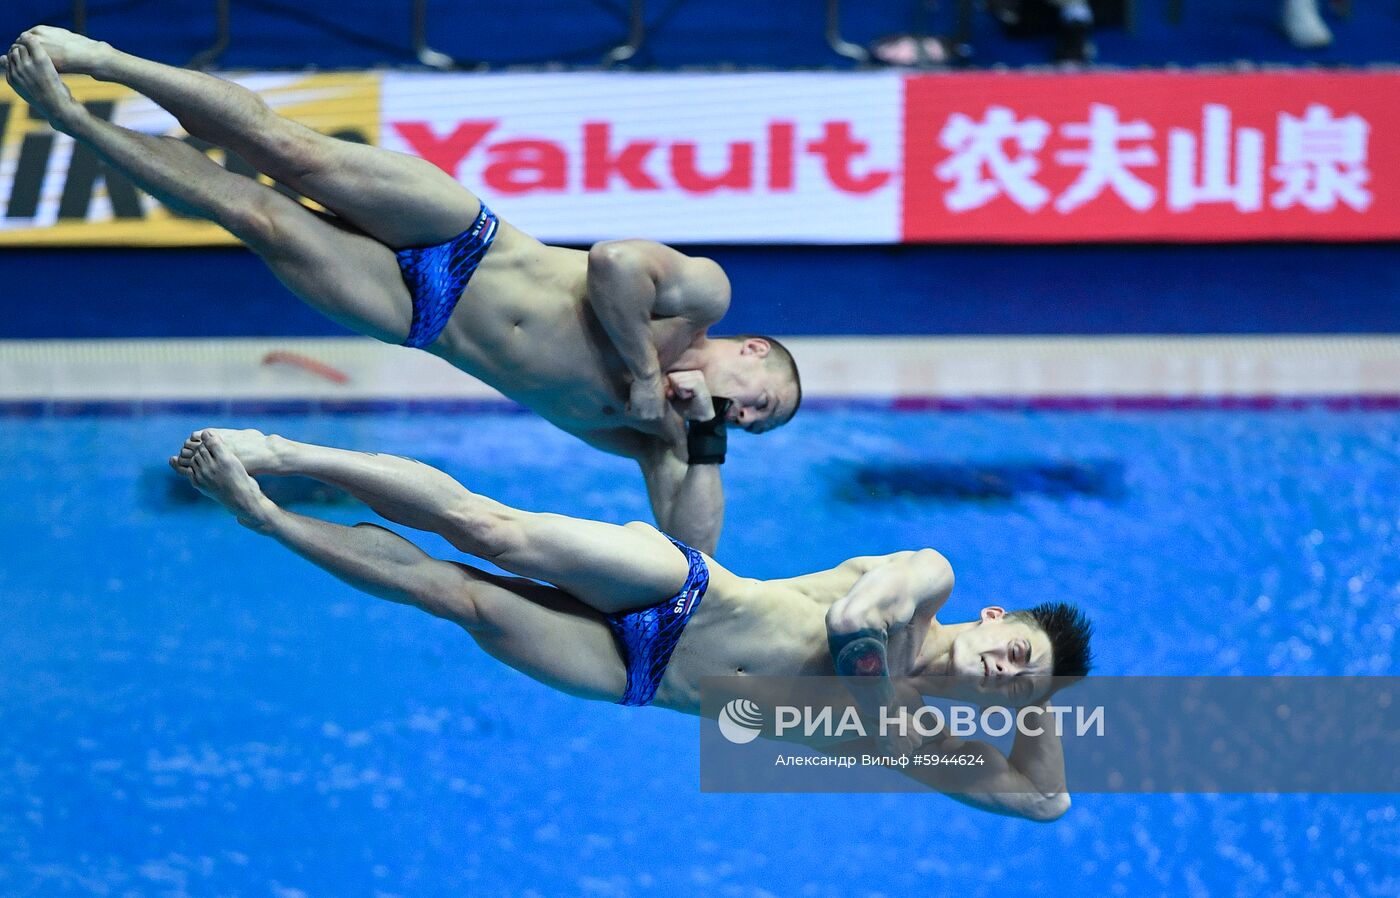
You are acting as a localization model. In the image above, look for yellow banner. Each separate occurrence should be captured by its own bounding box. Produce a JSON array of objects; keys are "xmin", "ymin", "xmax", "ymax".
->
[{"xmin": 0, "ymin": 72, "xmax": 379, "ymax": 246}]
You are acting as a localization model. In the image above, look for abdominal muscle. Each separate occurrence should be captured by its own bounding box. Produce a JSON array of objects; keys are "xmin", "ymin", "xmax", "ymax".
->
[
  {"xmin": 653, "ymin": 584, "xmax": 834, "ymax": 714},
  {"xmin": 427, "ymin": 226, "xmax": 633, "ymax": 429}
]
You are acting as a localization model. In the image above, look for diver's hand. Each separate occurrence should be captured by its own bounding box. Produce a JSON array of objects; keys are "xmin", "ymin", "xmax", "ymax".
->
[
  {"xmin": 666, "ymin": 370, "xmax": 716, "ymax": 421},
  {"xmin": 627, "ymin": 374, "xmax": 668, "ymax": 423},
  {"xmin": 628, "ymin": 374, "xmax": 688, "ymax": 449}
]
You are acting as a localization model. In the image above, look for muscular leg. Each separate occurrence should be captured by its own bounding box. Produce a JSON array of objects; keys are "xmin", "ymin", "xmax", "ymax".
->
[
  {"xmin": 18, "ymin": 26, "xmax": 479, "ymax": 249},
  {"xmin": 175, "ymin": 429, "xmax": 694, "ymax": 616},
  {"xmin": 4, "ymin": 39, "xmax": 414, "ymax": 342},
  {"xmin": 173, "ymin": 432, "xmax": 627, "ymax": 701}
]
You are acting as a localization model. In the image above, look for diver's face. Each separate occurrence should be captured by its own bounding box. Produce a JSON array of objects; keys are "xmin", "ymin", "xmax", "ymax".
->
[
  {"xmin": 715, "ymin": 341, "xmax": 796, "ymax": 434},
  {"xmin": 948, "ymin": 607, "xmax": 1054, "ymax": 703}
]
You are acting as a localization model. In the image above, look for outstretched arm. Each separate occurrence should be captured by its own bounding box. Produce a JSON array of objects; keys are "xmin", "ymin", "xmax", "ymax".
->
[{"xmin": 585, "ymin": 239, "xmax": 730, "ymax": 426}]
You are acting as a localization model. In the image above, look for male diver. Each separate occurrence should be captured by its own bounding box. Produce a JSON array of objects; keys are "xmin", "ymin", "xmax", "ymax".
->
[
  {"xmin": 170, "ymin": 428, "xmax": 1094, "ymax": 821},
  {"xmin": 4, "ymin": 27, "xmax": 802, "ymax": 553}
]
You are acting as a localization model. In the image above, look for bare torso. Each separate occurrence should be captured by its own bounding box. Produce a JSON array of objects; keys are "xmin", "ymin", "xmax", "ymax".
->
[
  {"xmin": 428, "ymin": 220, "xmax": 702, "ymax": 451},
  {"xmin": 647, "ymin": 560, "xmax": 938, "ymax": 715}
]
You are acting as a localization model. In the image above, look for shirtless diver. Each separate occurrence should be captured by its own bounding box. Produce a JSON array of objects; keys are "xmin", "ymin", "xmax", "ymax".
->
[
  {"xmin": 5, "ymin": 27, "xmax": 803, "ymax": 554},
  {"xmin": 171, "ymin": 428, "xmax": 1094, "ymax": 821}
]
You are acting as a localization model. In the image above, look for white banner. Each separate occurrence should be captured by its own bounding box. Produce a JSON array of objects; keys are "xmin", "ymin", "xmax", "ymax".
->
[{"xmin": 380, "ymin": 72, "xmax": 903, "ymax": 244}]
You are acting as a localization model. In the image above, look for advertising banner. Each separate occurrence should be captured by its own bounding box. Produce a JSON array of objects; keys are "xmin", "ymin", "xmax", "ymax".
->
[
  {"xmin": 2, "ymin": 70, "xmax": 1396, "ymax": 245},
  {"xmin": 379, "ymin": 72, "xmax": 904, "ymax": 244},
  {"xmin": 902, "ymin": 71, "xmax": 1400, "ymax": 242}
]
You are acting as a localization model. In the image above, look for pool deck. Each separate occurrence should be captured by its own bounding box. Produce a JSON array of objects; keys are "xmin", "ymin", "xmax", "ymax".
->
[{"xmin": 4, "ymin": 336, "xmax": 1400, "ymax": 409}]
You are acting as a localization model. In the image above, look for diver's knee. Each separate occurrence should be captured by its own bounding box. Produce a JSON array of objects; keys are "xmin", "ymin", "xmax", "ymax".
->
[
  {"xmin": 441, "ymin": 582, "xmax": 487, "ymax": 631},
  {"xmin": 218, "ymin": 188, "xmax": 286, "ymax": 247},
  {"xmin": 445, "ymin": 499, "xmax": 524, "ymax": 561},
  {"xmin": 259, "ymin": 124, "xmax": 335, "ymax": 182}
]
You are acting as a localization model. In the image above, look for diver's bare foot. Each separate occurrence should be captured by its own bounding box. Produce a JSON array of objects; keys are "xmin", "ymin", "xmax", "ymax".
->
[
  {"xmin": 170, "ymin": 425, "xmax": 289, "ymax": 476},
  {"xmin": 170, "ymin": 431, "xmax": 278, "ymax": 532},
  {"xmin": 11, "ymin": 26, "xmax": 113, "ymax": 76},
  {"xmin": 170, "ymin": 428, "xmax": 287, "ymax": 476},
  {"xmin": 3, "ymin": 35, "xmax": 85, "ymax": 133}
]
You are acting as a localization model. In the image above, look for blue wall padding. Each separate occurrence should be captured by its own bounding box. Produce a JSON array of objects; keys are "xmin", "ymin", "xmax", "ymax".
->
[{"xmin": 2, "ymin": 242, "xmax": 1397, "ymax": 338}]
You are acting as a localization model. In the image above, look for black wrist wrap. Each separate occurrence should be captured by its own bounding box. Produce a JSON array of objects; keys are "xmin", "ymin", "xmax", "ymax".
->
[{"xmin": 686, "ymin": 397, "xmax": 733, "ymax": 465}]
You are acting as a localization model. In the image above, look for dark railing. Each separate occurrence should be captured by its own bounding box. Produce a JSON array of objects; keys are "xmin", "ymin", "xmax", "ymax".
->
[
  {"xmin": 72, "ymin": 0, "xmax": 231, "ymax": 68},
  {"xmin": 62, "ymin": 1, "xmax": 1366, "ymax": 71}
]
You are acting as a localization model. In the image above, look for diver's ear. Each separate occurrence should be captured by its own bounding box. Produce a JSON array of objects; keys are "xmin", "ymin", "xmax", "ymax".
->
[
  {"xmin": 741, "ymin": 337, "xmax": 771, "ymax": 358},
  {"xmin": 979, "ymin": 605, "xmax": 1006, "ymax": 623}
]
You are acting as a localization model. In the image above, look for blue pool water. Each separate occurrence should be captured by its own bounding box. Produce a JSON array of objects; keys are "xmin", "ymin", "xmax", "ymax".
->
[{"xmin": 2, "ymin": 408, "xmax": 1398, "ymax": 897}]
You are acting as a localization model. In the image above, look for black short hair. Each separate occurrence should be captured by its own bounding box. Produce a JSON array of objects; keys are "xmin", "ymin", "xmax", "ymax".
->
[
  {"xmin": 1010, "ymin": 602, "xmax": 1094, "ymax": 678},
  {"xmin": 729, "ymin": 334, "xmax": 802, "ymax": 425}
]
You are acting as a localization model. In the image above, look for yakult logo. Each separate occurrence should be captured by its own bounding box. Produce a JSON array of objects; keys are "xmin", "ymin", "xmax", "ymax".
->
[
  {"xmin": 380, "ymin": 72, "xmax": 904, "ymax": 243},
  {"xmin": 392, "ymin": 119, "xmax": 892, "ymax": 196}
]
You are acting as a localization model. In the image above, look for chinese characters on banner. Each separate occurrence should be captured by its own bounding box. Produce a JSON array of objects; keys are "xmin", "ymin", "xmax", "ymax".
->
[{"xmin": 902, "ymin": 72, "xmax": 1400, "ymax": 241}]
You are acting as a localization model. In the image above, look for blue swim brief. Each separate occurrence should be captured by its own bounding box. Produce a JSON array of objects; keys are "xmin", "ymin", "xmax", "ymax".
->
[
  {"xmin": 605, "ymin": 536, "xmax": 710, "ymax": 707},
  {"xmin": 395, "ymin": 203, "xmax": 499, "ymax": 349}
]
